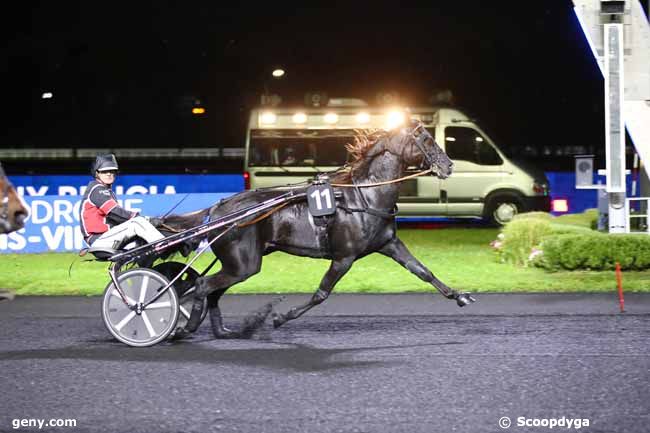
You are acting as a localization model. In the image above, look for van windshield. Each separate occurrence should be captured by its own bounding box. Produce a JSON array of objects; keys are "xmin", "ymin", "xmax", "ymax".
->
[{"xmin": 249, "ymin": 129, "xmax": 353, "ymax": 167}]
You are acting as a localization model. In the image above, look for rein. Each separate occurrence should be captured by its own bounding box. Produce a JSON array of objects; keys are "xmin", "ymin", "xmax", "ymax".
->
[
  {"xmin": 330, "ymin": 124, "xmax": 437, "ymax": 217},
  {"xmin": 161, "ymin": 123, "xmax": 438, "ymax": 233},
  {"xmin": 331, "ymin": 123, "xmax": 437, "ymax": 188},
  {"xmin": 157, "ymin": 169, "xmax": 429, "ymax": 236},
  {"xmin": 331, "ymin": 167, "xmax": 433, "ymax": 188},
  {"xmin": 239, "ymin": 202, "xmax": 290, "ymax": 227},
  {"xmin": 159, "ymin": 201, "xmax": 292, "ymax": 235}
]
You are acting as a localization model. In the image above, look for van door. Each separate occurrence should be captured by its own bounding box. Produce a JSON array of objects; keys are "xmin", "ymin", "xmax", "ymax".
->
[
  {"xmin": 396, "ymin": 127, "xmax": 446, "ymax": 216},
  {"xmin": 441, "ymin": 126, "xmax": 506, "ymax": 216}
]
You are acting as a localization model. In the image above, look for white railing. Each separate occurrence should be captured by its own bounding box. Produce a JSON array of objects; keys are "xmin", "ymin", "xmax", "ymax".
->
[
  {"xmin": 0, "ymin": 148, "xmax": 74, "ymax": 159},
  {"xmin": 625, "ymin": 197, "xmax": 650, "ymax": 234},
  {"xmin": 0, "ymin": 148, "xmax": 245, "ymax": 159}
]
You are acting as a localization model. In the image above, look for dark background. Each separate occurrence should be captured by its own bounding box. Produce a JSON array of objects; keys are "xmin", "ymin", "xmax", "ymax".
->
[{"xmin": 2, "ymin": 1, "xmax": 647, "ymax": 173}]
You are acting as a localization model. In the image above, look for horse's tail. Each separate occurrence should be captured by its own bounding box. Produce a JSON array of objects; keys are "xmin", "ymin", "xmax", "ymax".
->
[{"xmin": 161, "ymin": 207, "xmax": 211, "ymax": 232}]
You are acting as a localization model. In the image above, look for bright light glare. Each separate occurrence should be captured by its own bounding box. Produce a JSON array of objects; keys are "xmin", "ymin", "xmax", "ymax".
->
[
  {"xmin": 552, "ymin": 199, "xmax": 569, "ymax": 213},
  {"xmin": 192, "ymin": 107, "xmax": 206, "ymax": 115},
  {"xmin": 324, "ymin": 113, "xmax": 338, "ymax": 124},
  {"xmin": 41, "ymin": 92, "xmax": 53, "ymax": 99},
  {"xmin": 356, "ymin": 112, "xmax": 370, "ymax": 124},
  {"xmin": 272, "ymin": 69, "xmax": 285, "ymax": 78},
  {"xmin": 385, "ymin": 111, "xmax": 405, "ymax": 129},
  {"xmin": 292, "ymin": 112, "xmax": 307, "ymax": 124},
  {"xmin": 260, "ymin": 111, "xmax": 277, "ymax": 125}
]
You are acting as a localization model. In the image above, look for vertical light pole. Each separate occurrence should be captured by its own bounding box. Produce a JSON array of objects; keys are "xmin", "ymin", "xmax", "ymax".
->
[{"xmin": 602, "ymin": 1, "xmax": 627, "ymax": 233}]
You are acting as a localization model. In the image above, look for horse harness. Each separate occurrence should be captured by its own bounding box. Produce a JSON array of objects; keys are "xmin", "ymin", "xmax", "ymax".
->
[
  {"xmin": 333, "ymin": 123, "xmax": 435, "ymax": 219},
  {"xmin": 163, "ymin": 123, "xmax": 433, "ymax": 255},
  {"xmin": 310, "ymin": 125, "xmax": 436, "ymax": 253}
]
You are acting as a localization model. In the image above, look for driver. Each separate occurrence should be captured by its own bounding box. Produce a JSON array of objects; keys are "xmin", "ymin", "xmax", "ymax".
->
[{"xmin": 80, "ymin": 154, "xmax": 165, "ymax": 249}]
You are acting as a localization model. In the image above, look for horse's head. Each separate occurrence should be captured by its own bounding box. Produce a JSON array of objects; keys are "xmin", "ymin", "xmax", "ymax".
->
[
  {"xmin": 387, "ymin": 120, "xmax": 453, "ymax": 179},
  {"xmin": 0, "ymin": 164, "xmax": 29, "ymax": 234}
]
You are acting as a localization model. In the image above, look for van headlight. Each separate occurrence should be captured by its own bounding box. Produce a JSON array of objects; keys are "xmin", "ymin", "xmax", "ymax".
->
[
  {"xmin": 260, "ymin": 111, "xmax": 277, "ymax": 125},
  {"xmin": 385, "ymin": 110, "xmax": 405, "ymax": 129}
]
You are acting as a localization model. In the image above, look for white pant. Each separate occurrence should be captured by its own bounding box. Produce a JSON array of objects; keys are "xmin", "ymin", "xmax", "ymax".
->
[{"xmin": 91, "ymin": 216, "xmax": 164, "ymax": 249}]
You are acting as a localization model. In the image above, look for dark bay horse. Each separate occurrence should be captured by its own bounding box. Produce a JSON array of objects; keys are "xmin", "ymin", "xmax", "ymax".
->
[
  {"xmin": 165, "ymin": 121, "xmax": 475, "ymax": 338},
  {"xmin": 0, "ymin": 163, "xmax": 28, "ymax": 234}
]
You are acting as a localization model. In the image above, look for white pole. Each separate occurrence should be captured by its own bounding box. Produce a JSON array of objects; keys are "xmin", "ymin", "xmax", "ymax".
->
[{"xmin": 604, "ymin": 20, "xmax": 627, "ymax": 233}]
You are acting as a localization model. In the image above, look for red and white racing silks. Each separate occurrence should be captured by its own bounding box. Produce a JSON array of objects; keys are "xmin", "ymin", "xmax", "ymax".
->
[{"xmin": 79, "ymin": 180, "xmax": 137, "ymax": 245}]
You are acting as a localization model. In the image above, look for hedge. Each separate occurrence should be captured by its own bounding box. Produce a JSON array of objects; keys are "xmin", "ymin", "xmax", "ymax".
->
[
  {"xmin": 536, "ymin": 233, "xmax": 650, "ymax": 271},
  {"xmin": 494, "ymin": 210, "xmax": 650, "ymax": 271},
  {"xmin": 497, "ymin": 211, "xmax": 594, "ymax": 266}
]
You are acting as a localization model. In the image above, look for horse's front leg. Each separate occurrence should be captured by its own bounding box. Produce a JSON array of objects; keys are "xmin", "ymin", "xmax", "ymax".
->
[
  {"xmin": 379, "ymin": 237, "xmax": 475, "ymax": 306},
  {"xmin": 272, "ymin": 257, "xmax": 354, "ymax": 328}
]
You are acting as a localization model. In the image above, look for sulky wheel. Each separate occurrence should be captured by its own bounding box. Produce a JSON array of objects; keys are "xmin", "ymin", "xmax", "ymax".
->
[
  {"xmin": 102, "ymin": 268, "xmax": 179, "ymax": 347},
  {"xmin": 152, "ymin": 261, "xmax": 208, "ymax": 331}
]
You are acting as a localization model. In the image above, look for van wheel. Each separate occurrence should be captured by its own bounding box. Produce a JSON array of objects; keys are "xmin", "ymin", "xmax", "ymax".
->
[{"xmin": 484, "ymin": 196, "xmax": 522, "ymax": 226}]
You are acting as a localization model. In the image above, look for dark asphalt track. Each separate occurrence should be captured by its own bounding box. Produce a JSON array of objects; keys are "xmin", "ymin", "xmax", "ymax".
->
[{"xmin": 1, "ymin": 293, "xmax": 649, "ymax": 433}]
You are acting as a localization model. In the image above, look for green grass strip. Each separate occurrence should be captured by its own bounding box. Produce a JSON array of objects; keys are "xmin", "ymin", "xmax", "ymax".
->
[{"xmin": 2, "ymin": 228, "xmax": 649, "ymax": 295}]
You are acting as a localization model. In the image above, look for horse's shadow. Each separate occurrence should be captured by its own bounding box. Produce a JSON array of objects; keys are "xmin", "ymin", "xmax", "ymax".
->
[{"xmin": 0, "ymin": 340, "xmax": 463, "ymax": 373}]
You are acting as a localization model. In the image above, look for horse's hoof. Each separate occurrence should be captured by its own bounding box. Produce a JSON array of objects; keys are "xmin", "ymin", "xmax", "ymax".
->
[
  {"xmin": 455, "ymin": 293, "xmax": 476, "ymax": 307},
  {"xmin": 171, "ymin": 327, "xmax": 190, "ymax": 340},
  {"xmin": 212, "ymin": 326, "xmax": 235, "ymax": 339},
  {"xmin": 272, "ymin": 312, "xmax": 286, "ymax": 328}
]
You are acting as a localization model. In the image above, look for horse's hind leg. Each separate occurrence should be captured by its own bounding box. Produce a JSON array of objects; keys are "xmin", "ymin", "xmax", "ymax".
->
[
  {"xmin": 179, "ymin": 271, "xmax": 253, "ymax": 336},
  {"xmin": 272, "ymin": 257, "xmax": 354, "ymax": 328},
  {"xmin": 207, "ymin": 290, "xmax": 231, "ymax": 337},
  {"xmin": 182, "ymin": 243, "xmax": 262, "ymax": 336},
  {"xmin": 379, "ymin": 237, "xmax": 475, "ymax": 306}
]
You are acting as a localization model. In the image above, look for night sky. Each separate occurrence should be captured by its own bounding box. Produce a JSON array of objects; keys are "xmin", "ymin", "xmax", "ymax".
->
[{"xmin": 4, "ymin": 1, "xmax": 640, "ymax": 164}]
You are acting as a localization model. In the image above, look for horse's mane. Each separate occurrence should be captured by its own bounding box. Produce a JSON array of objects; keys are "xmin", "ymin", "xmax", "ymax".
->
[{"xmin": 330, "ymin": 129, "xmax": 387, "ymax": 184}]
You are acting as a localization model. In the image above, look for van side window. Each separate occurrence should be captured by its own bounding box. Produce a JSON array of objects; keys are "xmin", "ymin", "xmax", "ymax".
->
[{"xmin": 444, "ymin": 127, "xmax": 502, "ymax": 166}]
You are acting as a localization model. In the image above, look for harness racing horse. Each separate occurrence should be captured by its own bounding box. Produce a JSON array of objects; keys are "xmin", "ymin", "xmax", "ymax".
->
[
  {"xmin": 165, "ymin": 121, "xmax": 475, "ymax": 339},
  {"xmin": 0, "ymin": 163, "xmax": 28, "ymax": 301},
  {"xmin": 0, "ymin": 163, "xmax": 28, "ymax": 235}
]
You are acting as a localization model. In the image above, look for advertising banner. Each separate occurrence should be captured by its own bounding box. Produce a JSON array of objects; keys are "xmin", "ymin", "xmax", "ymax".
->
[
  {"xmin": 1, "ymin": 173, "xmax": 243, "ymax": 253},
  {"xmin": 0, "ymin": 193, "xmax": 234, "ymax": 253},
  {"xmin": 10, "ymin": 174, "xmax": 244, "ymax": 196}
]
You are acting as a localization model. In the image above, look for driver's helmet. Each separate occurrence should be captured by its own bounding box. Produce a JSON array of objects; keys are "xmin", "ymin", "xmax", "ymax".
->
[{"xmin": 92, "ymin": 154, "xmax": 119, "ymax": 175}]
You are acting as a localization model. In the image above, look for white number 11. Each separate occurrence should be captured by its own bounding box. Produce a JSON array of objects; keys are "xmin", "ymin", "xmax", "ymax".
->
[{"xmin": 310, "ymin": 188, "xmax": 332, "ymax": 210}]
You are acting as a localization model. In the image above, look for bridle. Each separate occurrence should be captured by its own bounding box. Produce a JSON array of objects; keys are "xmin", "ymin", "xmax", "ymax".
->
[
  {"xmin": 407, "ymin": 122, "xmax": 437, "ymax": 169},
  {"xmin": 358, "ymin": 122, "xmax": 435, "ymax": 165},
  {"xmin": 331, "ymin": 122, "xmax": 441, "ymax": 219}
]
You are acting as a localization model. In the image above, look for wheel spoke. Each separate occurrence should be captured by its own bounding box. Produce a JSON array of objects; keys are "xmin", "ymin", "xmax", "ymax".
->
[
  {"xmin": 111, "ymin": 289, "xmax": 136, "ymax": 306},
  {"xmin": 140, "ymin": 311, "xmax": 156, "ymax": 338},
  {"xmin": 138, "ymin": 275, "xmax": 150, "ymax": 303},
  {"xmin": 147, "ymin": 301, "xmax": 172, "ymax": 310},
  {"xmin": 114, "ymin": 311, "xmax": 136, "ymax": 331}
]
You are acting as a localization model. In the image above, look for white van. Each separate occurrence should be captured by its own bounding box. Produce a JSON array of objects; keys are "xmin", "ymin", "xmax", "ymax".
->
[{"xmin": 244, "ymin": 98, "xmax": 550, "ymax": 225}]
